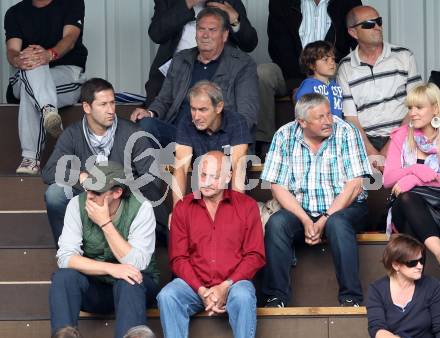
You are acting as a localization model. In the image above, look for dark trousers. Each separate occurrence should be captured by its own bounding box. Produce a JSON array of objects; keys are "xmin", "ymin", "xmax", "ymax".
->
[
  {"xmin": 392, "ymin": 191, "xmax": 440, "ymax": 242},
  {"xmin": 262, "ymin": 201, "xmax": 368, "ymax": 305},
  {"xmin": 138, "ymin": 117, "xmax": 176, "ymax": 148},
  {"xmin": 49, "ymin": 268, "xmax": 159, "ymax": 338},
  {"xmin": 45, "ymin": 184, "xmax": 81, "ymax": 245}
]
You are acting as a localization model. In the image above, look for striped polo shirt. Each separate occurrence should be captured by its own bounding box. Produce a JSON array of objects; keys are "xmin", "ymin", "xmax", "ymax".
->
[
  {"xmin": 337, "ymin": 42, "xmax": 422, "ymax": 137},
  {"xmin": 261, "ymin": 116, "xmax": 372, "ymax": 216}
]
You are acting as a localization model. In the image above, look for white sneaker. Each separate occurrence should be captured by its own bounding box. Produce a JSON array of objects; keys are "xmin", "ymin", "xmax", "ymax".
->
[
  {"xmin": 42, "ymin": 105, "xmax": 63, "ymax": 138},
  {"xmin": 16, "ymin": 158, "xmax": 40, "ymax": 175}
]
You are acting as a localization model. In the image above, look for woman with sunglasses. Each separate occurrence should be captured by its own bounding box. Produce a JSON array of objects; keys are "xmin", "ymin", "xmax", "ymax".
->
[
  {"xmin": 383, "ymin": 83, "xmax": 440, "ymax": 264},
  {"xmin": 367, "ymin": 234, "xmax": 440, "ymax": 338}
]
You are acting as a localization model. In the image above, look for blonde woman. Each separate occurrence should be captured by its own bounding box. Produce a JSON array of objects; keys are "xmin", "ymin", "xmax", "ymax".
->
[{"xmin": 383, "ymin": 83, "xmax": 440, "ymax": 264}]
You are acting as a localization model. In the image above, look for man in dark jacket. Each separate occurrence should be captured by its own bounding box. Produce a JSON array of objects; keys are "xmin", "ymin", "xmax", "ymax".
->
[
  {"xmin": 256, "ymin": 0, "xmax": 361, "ymax": 150},
  {"xmin": 142, "ymin": 0, "xmax": 257, "ymax": 108},
  {"xmin": 131, "ymin": 7, "xmax": 258, "ymax": 147},
  {"xmin": 42, "ymin": 78, "xmax": 168, "ymax": 244}
]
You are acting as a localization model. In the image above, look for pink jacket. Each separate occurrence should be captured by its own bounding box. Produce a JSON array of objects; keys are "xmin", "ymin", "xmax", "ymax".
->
[{"xmin": 383, "ymin": 125, "xmax": 440, "ymax": 192}]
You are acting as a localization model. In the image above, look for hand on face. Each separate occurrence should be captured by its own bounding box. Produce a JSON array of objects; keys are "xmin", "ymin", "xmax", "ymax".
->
[{"xmin": 85, "ymin": 194, "xmax": 111, "ymax": 226}]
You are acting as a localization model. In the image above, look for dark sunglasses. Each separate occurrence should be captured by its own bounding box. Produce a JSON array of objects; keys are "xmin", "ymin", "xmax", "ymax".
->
[
  {"xmin": 351, "ymin": 17, "xmax": 382, "ymax": 29},
  {"xmin": 402, "ymin": 256, "xmax": 425, "ymax": 268}
]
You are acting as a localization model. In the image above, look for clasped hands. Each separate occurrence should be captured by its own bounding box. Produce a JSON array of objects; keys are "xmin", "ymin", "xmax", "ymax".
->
[
  {"xmin": 198, "ymin": 281, "xmax": 230, "ymax": 316},
  {"xmin": 304, "ymin": 216, "xmax": 326, "ymax": 245},
  {"xmin": 14, "ymin": 44, "xmax": 52, "ymax": 70}
]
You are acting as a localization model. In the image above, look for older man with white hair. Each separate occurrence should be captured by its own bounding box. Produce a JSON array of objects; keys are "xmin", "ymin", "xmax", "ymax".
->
[{"xmin": 261, "ymin": 93, "xmax": 372, "ymax": 308}]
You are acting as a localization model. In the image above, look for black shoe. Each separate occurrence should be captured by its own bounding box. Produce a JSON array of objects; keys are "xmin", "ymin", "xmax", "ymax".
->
[
  {"xmin": 265, "ymin": 297, "xmax": 285, "ymax": 308},
  {"xmin": 340, "ymin": 299, "xmax": 360, "ymax": 307}
]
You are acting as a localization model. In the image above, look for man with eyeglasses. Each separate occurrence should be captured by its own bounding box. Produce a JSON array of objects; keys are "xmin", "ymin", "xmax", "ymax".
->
[
  {"xmin": 337, "ymin": 5, "xmax": 422, "ymax": 169},
  {"xmin": 49, "ymin": 161, "xmax": 159, "ymax": 338}
]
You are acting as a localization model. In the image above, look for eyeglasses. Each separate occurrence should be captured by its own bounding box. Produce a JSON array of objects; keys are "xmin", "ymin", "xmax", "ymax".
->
[
  {"xmin": 402, "ymin": 256, "xmax": 425, "ymax": 268},
  {"xmin": 351, "ymin": 17, "xmax": 382, "ymax": 29}
]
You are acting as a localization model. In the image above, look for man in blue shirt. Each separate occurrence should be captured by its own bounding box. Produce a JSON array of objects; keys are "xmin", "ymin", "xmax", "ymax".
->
[
  {"xmin": 261, "ymin": 93, "xmax": 372, "ymax": 308},
  {"xmin": 171, "ymin": 80, "xmax": 252, "ymax": 207}
]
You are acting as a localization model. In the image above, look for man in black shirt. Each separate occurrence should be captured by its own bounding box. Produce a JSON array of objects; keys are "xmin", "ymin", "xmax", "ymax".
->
[{"xmin": 4, "ymin": 0, "xmax": 88, "ymax": 175}]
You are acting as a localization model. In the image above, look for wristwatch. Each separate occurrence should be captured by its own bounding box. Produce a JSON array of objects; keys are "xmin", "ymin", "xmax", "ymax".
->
[{"xmin": 322, "ymin": 212, "xmax": 330, "ymax": 218}]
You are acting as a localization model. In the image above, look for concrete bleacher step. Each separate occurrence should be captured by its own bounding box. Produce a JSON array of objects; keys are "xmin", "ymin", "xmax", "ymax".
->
[
  {"xmin": 0, "ymin": 213, "xmax": 53, "ymax": 248},
  {"xmin": 4, "ymin": 237, "xmax": 440, "ymax": 307},
  {"xmin": 0, "ymin": 308, "xmax": 369, "ymax": 338},
  {"xmin": 0, "ymin": 176, "xmax": 46, "ymax": 210},
  {"xmin": 0, "ymin": 104, "xmax": 137, "ymax": 175}
]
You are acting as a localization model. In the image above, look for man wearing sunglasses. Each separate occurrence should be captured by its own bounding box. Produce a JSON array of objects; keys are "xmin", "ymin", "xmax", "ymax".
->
[
  {"xmin": 49, "ymin": 161, "xmax": 159, "ymax": 338},
  {"xmin": 337, "ymin": 5, "xmax": 422, "ymax": 169}
]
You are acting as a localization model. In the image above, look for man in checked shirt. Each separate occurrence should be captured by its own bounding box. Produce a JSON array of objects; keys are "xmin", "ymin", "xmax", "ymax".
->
[{"xmin": 261, "ymin": 93, "xmax": 372, "ymax": 308}]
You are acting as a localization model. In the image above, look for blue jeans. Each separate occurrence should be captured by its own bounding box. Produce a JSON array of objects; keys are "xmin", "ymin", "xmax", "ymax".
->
[
  {"xmin": 138, "ymin": 117, "xmax": 176, "ymax": 147},
  {"xmin": 45, "ymin": 183, "xmax": 81, "ymax": 244},
  {"xmin": 262, "ymin": 202, "xmax": 368, "ymax": 305},
  {"xmin": 49, "ymin": 268, "xmax": 159, "ymax": 338},
  {"xmin": 157, "ymin": 278, "xmax": 257, "ymax": 338}
]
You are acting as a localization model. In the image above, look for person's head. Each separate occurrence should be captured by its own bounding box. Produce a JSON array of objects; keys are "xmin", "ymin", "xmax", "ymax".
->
[
  {"xmin": 406, "ymin": 83, "xmax": 440, "ymax": 130},
  {"xmin": 295, "ymin": 93, "xmax": 333, "ymax": 141},
  {"xmin": 123, "ymin": 325, "xmax": 156, "ymax": 338},
  {"xmin": 299, "ymin": 41, "xmax": 336, "ymax": 79},
  {"xmin": 382, "ymin": 234, "xmax": 425, "ymax": 281},
  {"xmin": 188, "ymin": 80, "xmax": 224, "ymax": 133},
  {"xmin": 347, "ymin": 6, "xmax": 383, "ymax": 47},
  {"xmin": 197, "ymin": 150, "xmax": 231, "ymax": 200},
  {"xmin": 405, "ymin": 83, "xmax": 440, "ymax": 154},
  {"xmin": 196, "ymin": 7, "xmax": 229, "ymax": 57},
  {"xmin": 82, "ymin": 161, "xmax": 130, "ymax": 208},
  {"xmin": 52, "ymin": 326, "xmax": 83, "ymax": 338},
  {"xmin": 80, "ymin": 78, "xmax": 116, "ymax": 135}
]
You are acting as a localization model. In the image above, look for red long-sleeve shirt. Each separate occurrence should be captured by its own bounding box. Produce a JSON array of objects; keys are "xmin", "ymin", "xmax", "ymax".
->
[{"xmin": 169, "ymin": 189, "xmax": 266, "ymax": 292}]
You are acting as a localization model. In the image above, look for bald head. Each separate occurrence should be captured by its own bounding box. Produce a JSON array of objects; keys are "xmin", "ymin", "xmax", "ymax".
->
[
  {"xmin": 347, "ymin": 5, "xmax": 383, "ymax": 48},
  {"xmin": 200, "ymin": 151, "xmax": 232, "ymax": 175},
  {"xmin": 347, "ymin": 5, "xmax": 380, "ymax": 28},
  {"xmin": 198, "ymin": 151, "xmax": 231, "ymax": 199}
]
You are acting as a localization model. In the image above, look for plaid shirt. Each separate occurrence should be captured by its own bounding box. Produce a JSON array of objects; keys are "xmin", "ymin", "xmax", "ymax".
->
[{"xmin": 261, "ymin": 117, "xmax": 372, "ymax": 216}]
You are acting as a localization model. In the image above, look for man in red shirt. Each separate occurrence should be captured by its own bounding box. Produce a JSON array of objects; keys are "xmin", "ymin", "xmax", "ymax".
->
[{"xmin": 157, "ymin": 150, "xmax": 265, "ymax": 338}]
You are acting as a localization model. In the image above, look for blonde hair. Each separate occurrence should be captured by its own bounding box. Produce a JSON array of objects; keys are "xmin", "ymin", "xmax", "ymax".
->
[{"xmin": 405, "ymin": 83, "xmax": 440, "ymax": 155}]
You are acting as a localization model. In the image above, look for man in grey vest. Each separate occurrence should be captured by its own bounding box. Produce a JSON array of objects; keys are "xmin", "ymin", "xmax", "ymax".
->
[{"xmin": 49, "ymin": 162, "xmax": 159, "ymax": 338}]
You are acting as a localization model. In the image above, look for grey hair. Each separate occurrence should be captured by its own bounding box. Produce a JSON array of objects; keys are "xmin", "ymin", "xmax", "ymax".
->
[
  {"xmin": 295, "ymin": 93, "xmax": 330, "ymax": 121},
  {"xmin": 123, "ymin": 326, "xmax": 156, "ymax": 338},
  {"xmin": 196, "ymin": 7, "xmax": 229, "ymax": 32},
  {"xmin": 188, "ymin": 80, "xmax": 224, "ymax": 107}
]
